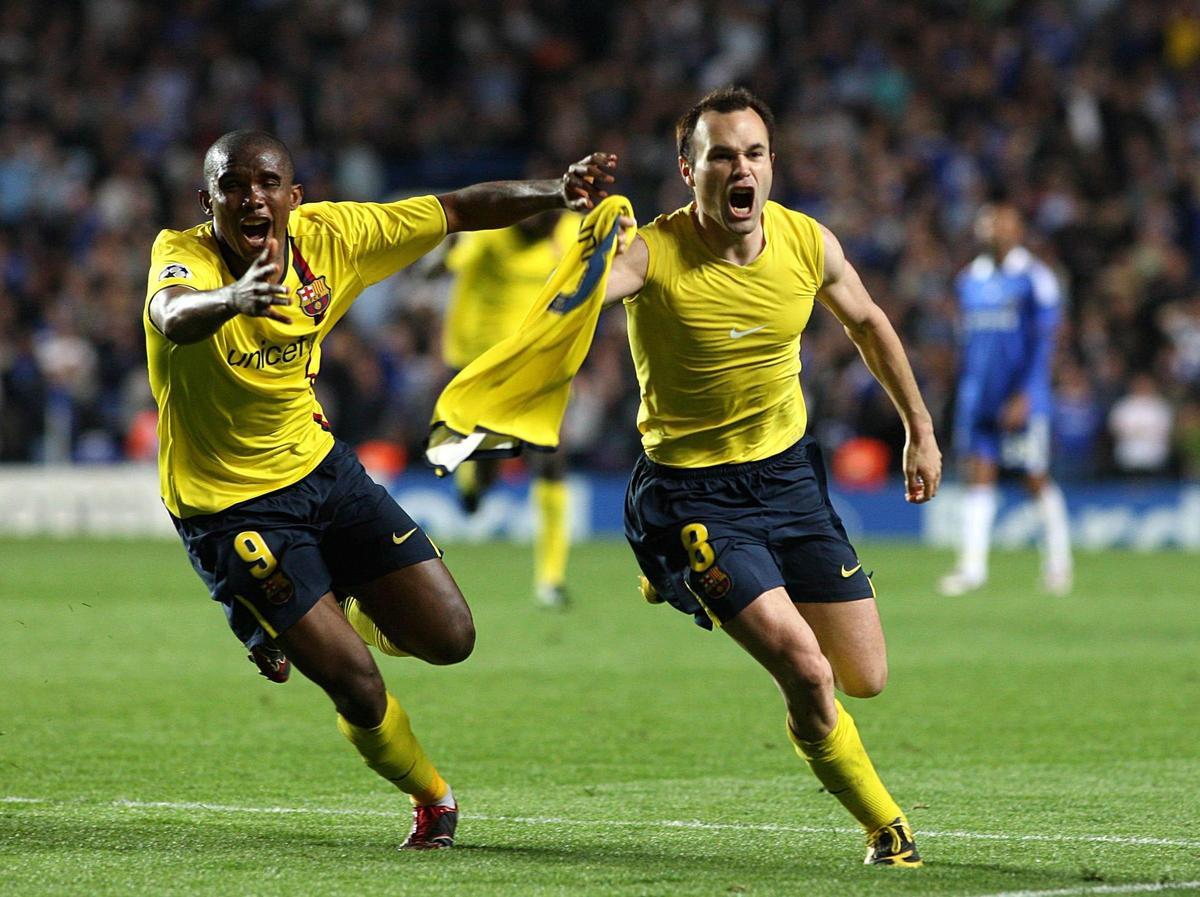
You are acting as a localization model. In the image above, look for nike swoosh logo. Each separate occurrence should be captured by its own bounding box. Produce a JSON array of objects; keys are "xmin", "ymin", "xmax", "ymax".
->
[
  {"xmin": 840, "ymin": 563, "xmax": 862, "ymax": 578},
  {"xmin": 729, "ymin": 325, "xmax": 766, "ymax": 339},
  {"xmin": 392, "ymin": 528, "xmax": 418, "ymax": 545}
]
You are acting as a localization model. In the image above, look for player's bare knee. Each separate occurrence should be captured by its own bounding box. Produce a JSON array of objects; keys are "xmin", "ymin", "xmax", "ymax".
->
[
  {"xmin": 424, "ymin": 616, "xmax": 476, "ymax": 665},
  {"xmin": 840, "ymin": 669, "xmax": 887, "ymax": 700}
]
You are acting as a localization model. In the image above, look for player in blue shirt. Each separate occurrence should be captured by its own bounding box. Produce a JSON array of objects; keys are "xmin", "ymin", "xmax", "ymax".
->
[{"xmin": 940, "ymin": 203, "xmax": 1073, "ymax": 596}]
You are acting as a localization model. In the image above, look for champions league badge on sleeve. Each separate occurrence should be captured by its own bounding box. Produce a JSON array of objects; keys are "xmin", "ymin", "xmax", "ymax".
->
[{"xmin": 158, "ymin": 263, "xmax": 193, "ymax": 280}]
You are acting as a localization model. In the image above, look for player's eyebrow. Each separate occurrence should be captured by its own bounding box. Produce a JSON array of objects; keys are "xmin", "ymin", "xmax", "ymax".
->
[
  {"xmin": 216, "ymin": 165, "xmax": 286, "ymax": 185},
  {"xmin": 707, "ymin": 142, "xmax": 767, "ymax": 155}
]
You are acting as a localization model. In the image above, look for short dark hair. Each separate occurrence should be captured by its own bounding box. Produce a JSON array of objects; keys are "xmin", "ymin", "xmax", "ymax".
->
[
  {"xmin": 676, "ymin": 87, "xmax": 776, "ymax": 165},
  {"xmin": 203, "ymin": 130, "xmax": 295, "ymax": 186}
]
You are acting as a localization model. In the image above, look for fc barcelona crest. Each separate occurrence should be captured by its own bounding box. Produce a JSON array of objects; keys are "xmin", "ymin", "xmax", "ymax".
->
[
  {"xmin": 262, "ymin": 571, "xmax": 295, "ymax": 605},
  {"xmin": 296, "ymin": 276, "xmax": 331, "ymax": 323},
  {"xmin": 699, "ymin": 565, "xmax": 732, "ymax": 601}
]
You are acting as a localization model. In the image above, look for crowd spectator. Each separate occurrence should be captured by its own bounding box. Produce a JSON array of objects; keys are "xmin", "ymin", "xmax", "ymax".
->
[
  {"xmin": 1108, "ymin": 372, "xmax": 1175, "ymax": 475},
  {"xmin": 0, "ymin": 0, "xmax": 1198, "ymax": 481},
  {"xmin": 1052, "ymin": 361, "xmax": 1106, "ymax": 481}
]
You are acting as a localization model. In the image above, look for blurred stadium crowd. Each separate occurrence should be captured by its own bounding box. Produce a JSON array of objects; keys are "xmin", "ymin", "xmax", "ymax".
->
[{"xmin": 2, "ymin": 0, "xmax": 1200, "ymax": 482}]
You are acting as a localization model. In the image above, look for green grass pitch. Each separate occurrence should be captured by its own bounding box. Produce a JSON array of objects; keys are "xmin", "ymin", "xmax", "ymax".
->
[{"xmin": 1, "ymin": 537, "xmax": 1198, "ymax": 896}]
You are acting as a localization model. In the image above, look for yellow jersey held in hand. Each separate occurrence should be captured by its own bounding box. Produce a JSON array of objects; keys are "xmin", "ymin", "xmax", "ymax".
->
[
  {"xmin": 144, "ymin": 196, "xmax": 447, "ymax": 518},
  {"xmin": 627, "ymin": 201, "xmax": 824, "ymax": 468},
  {"xmin": 426, "ymin": 196, "xmax": 634, "ymax": 473}
]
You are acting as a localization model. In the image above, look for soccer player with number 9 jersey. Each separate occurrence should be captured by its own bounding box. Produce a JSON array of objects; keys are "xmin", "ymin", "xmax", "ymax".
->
[{"xmin": 145, "ymin": 129, "xmax": 617, "ymax": 850}]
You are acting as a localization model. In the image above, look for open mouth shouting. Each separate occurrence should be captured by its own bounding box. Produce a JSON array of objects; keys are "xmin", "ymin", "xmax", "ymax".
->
[
  {"xmin": 240, "ymin": 215, "xmax": 272, "ymax": 251},
  {"xmin": 727, "ymin": 185, "xmax": 756, "ymax": 221}
]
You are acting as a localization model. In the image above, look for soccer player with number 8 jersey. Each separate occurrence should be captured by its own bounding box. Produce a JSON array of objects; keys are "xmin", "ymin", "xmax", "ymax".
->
[{"xmin": 602, "ymin": 88, "xmax": 942, "ymax": 867}]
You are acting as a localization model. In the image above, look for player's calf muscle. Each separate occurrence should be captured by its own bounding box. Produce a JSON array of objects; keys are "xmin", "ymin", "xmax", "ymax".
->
[
  {"xmin": 331, "ymin": 671, "xmax": 388, "ymax": 727},
  {"xmin": 773, "ymin": 649, "xmax": 835, "ymax": 700}
]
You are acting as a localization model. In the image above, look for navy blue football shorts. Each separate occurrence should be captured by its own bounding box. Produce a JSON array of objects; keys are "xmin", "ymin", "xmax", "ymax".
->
[
  {"xmin": 624, "ymin": 436, "xmax": 874, "ymax": 630},
  {"xmin": 955, "ymin": 405, "xmax": 1053, "ymax": 475},
  {"xmin": 171, "ymin": 440, "xmax": 441, "ymax": 650},
  {"xmin": 953, "ymin": 379, "xmax": 1053, "ymax": 474}
]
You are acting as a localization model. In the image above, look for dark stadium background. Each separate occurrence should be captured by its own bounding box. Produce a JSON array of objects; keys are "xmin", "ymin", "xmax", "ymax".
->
[{"xmin": 1, "ymin": 0, "xmax": 1197, "ymax": 487}]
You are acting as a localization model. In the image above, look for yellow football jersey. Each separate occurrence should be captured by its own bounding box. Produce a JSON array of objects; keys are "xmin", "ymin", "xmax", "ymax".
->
[
  {"xmin": 144, "ymin": 196, "xmax": 447, "ymax": 517},
  {"xmin": 626, "ymin": 201, "xmax": 825, "ymax": 467},
  {"xmin": 442, "ymin": 213, "xmax": 578, "ymax": 368}
]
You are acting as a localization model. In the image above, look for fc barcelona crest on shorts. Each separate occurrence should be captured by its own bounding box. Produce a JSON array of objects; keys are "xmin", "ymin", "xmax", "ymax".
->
[
  {"xmin": 296, "ymin": 276, "xmax": 331, "ymax": 324},
  {"xmin": 699, "ymin": 564, "xmax": 732, "ymax": 600},
  {"xmin": 262, "ymin": 571, "xmax": 295, "ymax": 605}
]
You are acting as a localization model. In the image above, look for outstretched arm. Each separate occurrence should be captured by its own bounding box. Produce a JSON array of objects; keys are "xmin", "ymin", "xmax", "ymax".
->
[
  {"xmin": 602, "ymin": 230, "xmax": 648, "ymax": 308},
  {"xmin": 816, "ymin": 224, "xmax": 942, "ymax": 503},
  {"xmin": 438, "ymin": 153, "xmax": 618, "ymax": 234},
  {"xmin": 149, "ymin": 237, "xmax": 291, "ymax": 344}
]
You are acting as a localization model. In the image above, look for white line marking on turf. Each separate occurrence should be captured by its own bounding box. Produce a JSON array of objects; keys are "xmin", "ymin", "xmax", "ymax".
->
[
  {"xmin": 5, "ymin": 796, "xmax": 1199, "ymax": 850},
  {"xmin": 971, "ymin": 882, "xmax": 1200, "ymax": 897}
]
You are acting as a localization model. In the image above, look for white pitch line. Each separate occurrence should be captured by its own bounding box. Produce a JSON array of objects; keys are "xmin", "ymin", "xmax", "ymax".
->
[
  {"xmin": 4, "ymin": 796, "xmax": 1199, "ymax": 850},
  {"xmin": 970, "ymin": 881, "xmax": 1200, "ymax": 897},
  {"xmin": 920, "ymin": 827, "xmax": 1199, "ymax": 849}
]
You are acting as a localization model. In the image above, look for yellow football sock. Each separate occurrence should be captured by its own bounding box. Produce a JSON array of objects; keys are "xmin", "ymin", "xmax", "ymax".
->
[
  {"xmin": 342, "ymin": 596, "xmax": 409, "ymax": 657},
  {"xmin": 454, "ymin": 461, "xmax": 479, "ymax": 502},
  {"xmin": 788, "ymin": 699, "xmax": 904, "ymax": 831},
  {"xmin": 337, "ymin": 693, "xmax": 448, "ymax": 805},
  {"xmin": 533, "ymin": 478, "xmax": 569, "ymax": 588}
]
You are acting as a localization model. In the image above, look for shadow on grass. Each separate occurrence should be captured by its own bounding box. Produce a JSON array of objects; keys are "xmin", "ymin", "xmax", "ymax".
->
[
  {"xmin": 4, "ymin": 809, "xmax": 1135, "ymax": 896},
  {"xmin": 4, "ymin": 810, "xmax": 837, "ymax": 875}
]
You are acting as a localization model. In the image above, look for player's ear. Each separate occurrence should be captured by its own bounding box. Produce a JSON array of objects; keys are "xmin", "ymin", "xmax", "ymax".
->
[
  {"xmin": 290, "ymin": 183, "xmax": 304, "ymax": 209},
  {"xmin": 678, "ymin": 155, "xmax": 695, "ymax": 189},
  {"xmin": 198, "ymin": 189, "xmax": 213, "ymax": 217}
]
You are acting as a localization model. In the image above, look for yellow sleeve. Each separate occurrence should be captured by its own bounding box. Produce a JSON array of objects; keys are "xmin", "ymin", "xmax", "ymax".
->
[
  {"xmin": 146, "ymin": 230, "xmax": 225, "ymax": 307},
  {"xmin": 308, "ymin": 195, "xmax": 449, "ymax": 286}
]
